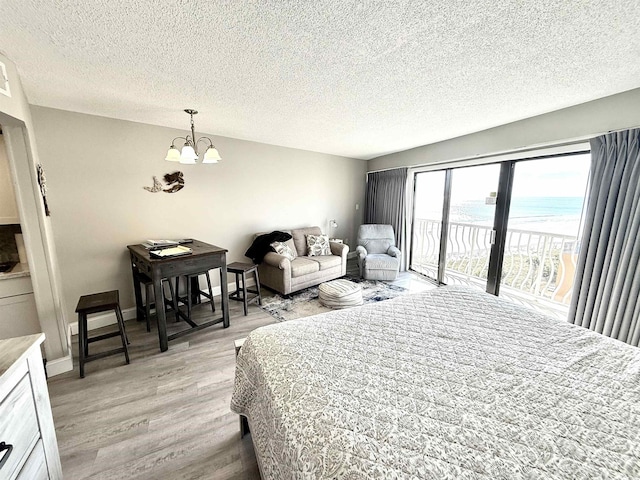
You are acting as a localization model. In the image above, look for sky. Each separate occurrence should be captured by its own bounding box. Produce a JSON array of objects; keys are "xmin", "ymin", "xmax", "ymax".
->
[{"xmin": 414, "ymin": 153, "xmax": 591, "ymax": 219}]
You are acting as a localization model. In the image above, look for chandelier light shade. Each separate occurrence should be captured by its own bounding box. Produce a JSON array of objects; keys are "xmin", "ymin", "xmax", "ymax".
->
[
  {"xmin": 203, "ymin": 146, "xmax": 221, "ymax": 164},
  {"xmin": 165, "ymin": 109, "xmax": 222, "ymax": 165}
]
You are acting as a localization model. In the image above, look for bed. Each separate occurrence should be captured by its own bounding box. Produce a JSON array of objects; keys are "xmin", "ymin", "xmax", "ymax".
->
[{"xmin": 231, "ymin": 286, "xmax": 640, "ymax": 479}]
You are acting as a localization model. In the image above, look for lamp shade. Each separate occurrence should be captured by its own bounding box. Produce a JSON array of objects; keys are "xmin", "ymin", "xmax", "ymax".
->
[
  {"xmin": 202, "ymin": 146, "xmax": 221, "ymax": 164},
  {"xmin": 179, "ymin": 145, "xmax": 198, "ymax": 164},
  {"xmin": 165, "ymin": 146, "xmax": 181, "ymax": 162}
]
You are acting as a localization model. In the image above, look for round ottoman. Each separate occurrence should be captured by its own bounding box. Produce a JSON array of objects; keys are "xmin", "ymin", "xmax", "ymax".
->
[{"xmin": 319, "ymin": 279, "xmax": 363, "ymax": 309}]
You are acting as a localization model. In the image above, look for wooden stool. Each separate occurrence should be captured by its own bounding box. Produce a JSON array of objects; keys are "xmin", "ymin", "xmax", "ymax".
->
[
  {"xmin": 175, "ymin": 271, "xmax": 216, "ymax": 321},
  {"xmin": 134, "ymin": 272, "xmax": 177, "ymax": 331},
  {"xmin": 75, "ymin": 290, "xmax": 130, "ymax": 378},
  {"xmin": 228, "ymin": 262, "xmax": 262, "ymax": 316}
]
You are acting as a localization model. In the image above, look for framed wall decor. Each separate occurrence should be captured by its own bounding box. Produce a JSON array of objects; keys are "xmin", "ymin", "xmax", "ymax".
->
[
  {"xmin": 0, "ymin": 61, "xmax": 11, "ymax": 97},
  {"xmin": 36, "ymin": 164, "xmax": 50, "ymax": 215}
]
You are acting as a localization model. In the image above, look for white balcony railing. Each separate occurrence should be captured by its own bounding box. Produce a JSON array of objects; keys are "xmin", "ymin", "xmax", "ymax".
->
[{"xmin": 411, "ymin": 218, "xmax": 579, "ymax": 319}]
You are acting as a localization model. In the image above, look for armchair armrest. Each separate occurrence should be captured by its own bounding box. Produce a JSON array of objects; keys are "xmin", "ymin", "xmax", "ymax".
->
[
  {"xmin": 330, "ymin": 241, "xmax": 349, "ymax": 258},
  {"xmin": 262, "ymin": 252, "xmax": 291, "ymax": 270},
  {"xmin": 387, "ymin": 246, "xmax": 401, "ymax": 258},
  {"xmin": 355, "ymin": 245, "xmax": 367, "ymax": 260}
]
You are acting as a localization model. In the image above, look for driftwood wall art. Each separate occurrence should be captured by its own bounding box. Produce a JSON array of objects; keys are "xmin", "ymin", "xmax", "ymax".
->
[{"xmin": 143, "ymin": 171, "xmax": 184, "ymax": 193}]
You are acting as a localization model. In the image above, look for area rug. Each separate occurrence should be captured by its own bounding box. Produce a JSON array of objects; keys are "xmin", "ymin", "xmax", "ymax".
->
[{"xmin": 260, "ymin": 275, "xmax": 407, "ymax": 322}]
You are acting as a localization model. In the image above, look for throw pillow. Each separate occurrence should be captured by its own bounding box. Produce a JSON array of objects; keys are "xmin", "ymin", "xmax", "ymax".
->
[
  {"xmin": 306, "ymin": 234, "xmax": 331, "ymax": 256},
  {"xmin": 270, "ymin": 241, "xmax": 296, "ymax": 261}
]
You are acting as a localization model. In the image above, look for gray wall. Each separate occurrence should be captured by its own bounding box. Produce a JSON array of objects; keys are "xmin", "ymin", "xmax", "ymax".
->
[
  {"xmin": 369, "ymin": 88, "xmax": 640, "ymax": 171},
  {"xmin": 30, "ymin": 106, "xmax": 366, "ymax": 323}
]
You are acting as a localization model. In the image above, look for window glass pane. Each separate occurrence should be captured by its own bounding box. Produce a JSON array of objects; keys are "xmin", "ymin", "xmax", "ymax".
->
[
  {"xmin": 500, "ymin": 154, "xmax": 590, "ymax": 319},
  {"xmin": 444, "ymin": 164, "xmax": 500, "ymax": 287},
  {"xmin": 411, "ymin": 171, "xmax": 445, "ymax": 280}
]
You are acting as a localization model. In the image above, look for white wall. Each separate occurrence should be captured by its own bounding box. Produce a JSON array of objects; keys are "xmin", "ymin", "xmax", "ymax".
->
[
  {"xmin": 369, "ymin": 88, "xmax": 640, "ymax": 171},
  {"xmin": 30, "ymin": 106, "xmax": 366, "ymax": 324}
]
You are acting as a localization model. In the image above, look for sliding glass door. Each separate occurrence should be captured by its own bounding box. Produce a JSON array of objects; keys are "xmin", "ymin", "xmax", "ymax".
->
[
  {"xmin": 411, "ymin": 171, "xmax": 446, "ymax": 282},
  {"xmin": 410, "ymin": 151, "xmax": 590, "ymax": 319},
  {"xmin": 498, "ymin": 155, "xmax": 590, "ymax": 316},
  {"xmin": 444, "ymin": 164, "xmax": 500, "ymax": 288}
]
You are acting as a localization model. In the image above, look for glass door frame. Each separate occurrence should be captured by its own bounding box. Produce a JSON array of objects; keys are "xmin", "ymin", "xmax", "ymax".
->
[{"xmin": 409, "ymin": 150, "xmax": 590, "ymax": 296}]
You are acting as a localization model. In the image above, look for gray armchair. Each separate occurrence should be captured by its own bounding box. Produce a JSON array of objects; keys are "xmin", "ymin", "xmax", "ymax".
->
[{"xmin": 356, "ymin": 224, "xmax": 401, "ymax": 281}]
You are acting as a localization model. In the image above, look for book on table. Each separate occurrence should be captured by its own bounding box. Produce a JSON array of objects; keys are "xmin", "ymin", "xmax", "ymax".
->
[
  {"xmin": 149, "ymin": 245, "xmax": 193, "ymax": 258},
  {"xmin": 142, "ymin": 239, "xmax": 193, "ymax": 249},
  {"xmin": 143, "ymin": 239, "xmax": 178, "ymax": 248}
]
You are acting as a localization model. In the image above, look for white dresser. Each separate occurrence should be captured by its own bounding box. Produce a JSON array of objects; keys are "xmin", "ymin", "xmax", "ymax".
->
[{"xmin": 0, "ymin": 334, "xmax": 62, "ymax": 480}]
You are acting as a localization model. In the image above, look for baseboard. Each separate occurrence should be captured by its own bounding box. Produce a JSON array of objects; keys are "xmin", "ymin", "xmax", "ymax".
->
[
  {"xmin": 69, "ymin": 279, "xmax": 254, "ymax": 335},
  {"xmin": 45, "ymin": 354, "xmax": 73, "ymax": 377},
  {"xmin": 347, "ymin": 252, "xmax": 357, "ymax": 259}
]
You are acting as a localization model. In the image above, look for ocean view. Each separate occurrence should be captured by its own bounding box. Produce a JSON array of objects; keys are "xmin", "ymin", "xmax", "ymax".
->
[{"xmin": 448, "ymin": 196, "xmax": 585, "ymax": 237}]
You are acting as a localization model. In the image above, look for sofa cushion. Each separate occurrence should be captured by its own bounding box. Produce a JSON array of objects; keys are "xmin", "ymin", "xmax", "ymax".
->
[
  {"xmin": 290, "ymin": 257, "xmax": 320, "ymax": 278},
  {"xmin": 306, "ymin": 234, "xmax": 331, "ymax": 256},
  {"xmin": 363, "ymin": 253, "xmax": 400, "ymax": 271},
  {"xmin": 291, "ymin": 226, "xmax": 322, "ymax": 256},
  {"xmin": 270, "ymin": 241, "xmax": 296, "ymax": 260},
  {"xmin": 362, "ymin": 239, "xmax": 393, "ymax": 255},
  {"xmin": 309, "ymin": 255, "xmax": 341, "ymax": 270}
]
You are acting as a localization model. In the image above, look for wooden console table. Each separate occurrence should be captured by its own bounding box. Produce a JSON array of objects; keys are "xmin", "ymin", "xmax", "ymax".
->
[{"xmin": 127, "ymin": 240, "xmax": 229, "ymax": 352}]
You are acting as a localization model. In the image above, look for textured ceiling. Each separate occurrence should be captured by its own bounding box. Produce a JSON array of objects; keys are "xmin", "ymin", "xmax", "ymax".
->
[{"xmin": 0, "ymin": 1, "xmax": 639, "ymax": 160}]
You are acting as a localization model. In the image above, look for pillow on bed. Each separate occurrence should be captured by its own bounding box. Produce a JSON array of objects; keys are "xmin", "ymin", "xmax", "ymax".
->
[
  {"xmin": 270, "ymin": 241, "xmax": 296, "ymax": 260},
  {"xmin": 306, "ymin": 234, "xmax": 331, "ymax": 256}
]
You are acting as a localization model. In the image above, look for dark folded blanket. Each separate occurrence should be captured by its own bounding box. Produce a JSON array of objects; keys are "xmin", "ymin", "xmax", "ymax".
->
[{"xmin": 245, "ymin": 231, "xmax": 293, "ymax": 263}]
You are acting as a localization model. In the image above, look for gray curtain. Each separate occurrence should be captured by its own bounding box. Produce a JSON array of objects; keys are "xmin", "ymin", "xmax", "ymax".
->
[
  {"xmin": 568, "ymin": 129, "xmax": 640, "ymax": 346},
  {"xmin": 365, "ymin": 168, "xmax": 408, "ymax": 267}
]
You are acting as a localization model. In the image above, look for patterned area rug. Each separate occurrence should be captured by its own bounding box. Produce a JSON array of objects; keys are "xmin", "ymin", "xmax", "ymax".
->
[{"xmin": 260, "ymin": 275, "xmax": 407, "ymax": 322}]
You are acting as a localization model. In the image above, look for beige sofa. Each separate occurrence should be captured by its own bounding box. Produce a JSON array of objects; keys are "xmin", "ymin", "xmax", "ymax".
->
[{"xmin": 257, "ymin": 226, "xmax": 349, "ymax": 295}]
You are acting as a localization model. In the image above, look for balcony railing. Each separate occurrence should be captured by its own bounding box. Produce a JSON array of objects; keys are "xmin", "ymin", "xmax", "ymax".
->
[{"xmin": 411, "ymin": 218, "xmax": 579, "ymax": 319}]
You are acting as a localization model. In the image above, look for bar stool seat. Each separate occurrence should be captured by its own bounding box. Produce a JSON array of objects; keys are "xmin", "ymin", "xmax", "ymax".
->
[
  {"xmin": 228, "ymin": 262, "xmax": 262, "ymax": 316},
  {"xmin": 75, "ymin": 290, "xmax": 130, "ymax": 378}
]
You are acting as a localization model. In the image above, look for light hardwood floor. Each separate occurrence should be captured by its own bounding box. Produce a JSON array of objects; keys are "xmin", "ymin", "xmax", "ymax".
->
[{"xmin": 47, "ymin": 263, "xmax": 434, "ymax": 479}]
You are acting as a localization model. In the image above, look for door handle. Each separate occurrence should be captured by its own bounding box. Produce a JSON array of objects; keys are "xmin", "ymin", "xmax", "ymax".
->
[{"xmin": 0, "ymin": 442, "xmax": 13, "ymax": 470}]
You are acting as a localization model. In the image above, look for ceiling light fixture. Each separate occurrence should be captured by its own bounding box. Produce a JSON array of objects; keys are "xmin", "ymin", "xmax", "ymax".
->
[{"xmin": 165, "ymin": 109, "xmax": 221, "ymax": 164}]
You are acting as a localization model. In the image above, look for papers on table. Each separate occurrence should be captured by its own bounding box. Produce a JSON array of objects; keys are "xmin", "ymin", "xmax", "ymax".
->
[{"xmin": 149, "ymin": 245, "xmax": 193, "ymax": 258}]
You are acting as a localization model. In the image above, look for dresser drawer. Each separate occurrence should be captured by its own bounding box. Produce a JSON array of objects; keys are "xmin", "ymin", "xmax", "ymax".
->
[
  {"xmin": 0, "ymin": 374, "xmax": 40, "ymax": 480},
  {"xmin": 16, "ymin": 439, "xmax": 47, "ymax": 480}
]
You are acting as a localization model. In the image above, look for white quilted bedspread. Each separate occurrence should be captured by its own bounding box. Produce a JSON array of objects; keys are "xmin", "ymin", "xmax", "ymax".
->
[{"xmin": 231, "ymin": 286, "xmax": 640, "ymax": 479}]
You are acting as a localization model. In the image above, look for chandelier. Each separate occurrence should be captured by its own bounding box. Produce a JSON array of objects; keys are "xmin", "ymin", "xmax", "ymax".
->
[{"xmin": 165, "ymin": 109, "xmax": 221, "ymax": 164}]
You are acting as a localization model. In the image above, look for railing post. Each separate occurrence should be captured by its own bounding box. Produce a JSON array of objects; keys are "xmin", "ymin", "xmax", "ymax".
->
[
  {"xmin": 469, "ymin": 227, "xmax": 476, "ymax": 275},
  {"xmin": 533, "ymin": 235, "xmax": 549, "ymax": 296}
]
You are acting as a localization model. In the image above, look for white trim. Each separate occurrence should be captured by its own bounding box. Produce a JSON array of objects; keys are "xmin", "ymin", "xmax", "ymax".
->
[
  {"xmin": 45, "ymin": 354, "xmax": 73, "ymax": 377},
  {"xmin": 68, "ymin": 280, "xmax": 254, "ymax": 335},
  {"xmin": 347, "ymin": 252, "xmax": 357, "ymax": 259}
]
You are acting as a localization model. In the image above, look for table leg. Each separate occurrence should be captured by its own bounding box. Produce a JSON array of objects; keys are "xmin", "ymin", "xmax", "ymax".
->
[
  {"xmin": 190, "ymin": 275, "xmax": 200, "ymax": 305},
  {"xmin": 220, "ymin": 256, "xmax": 230, "ymax": 328},
  {"xmin": 154, "ymin": 272, "xmax": 169, "ymax": 352},
  {"xmin": 78, "ymin": 312, "xmax": 86, "ymax": 378}
]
